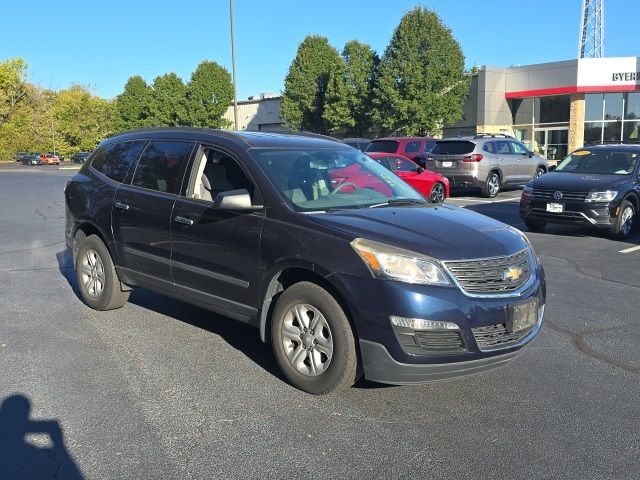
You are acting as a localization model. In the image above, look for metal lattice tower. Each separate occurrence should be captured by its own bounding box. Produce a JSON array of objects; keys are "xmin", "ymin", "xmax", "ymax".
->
[{"xmin": 578, "ymin": 0, "xmax": 604, "ymax": 58}]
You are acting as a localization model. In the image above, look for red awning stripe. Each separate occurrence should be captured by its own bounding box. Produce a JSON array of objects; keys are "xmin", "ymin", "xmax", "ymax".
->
[{"xmin": 505, "ymin": 85, "xmax": 640, "ymax": 99}]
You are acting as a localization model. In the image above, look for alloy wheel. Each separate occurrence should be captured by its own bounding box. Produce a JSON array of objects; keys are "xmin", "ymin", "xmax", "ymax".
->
[
  {"xmin": 281, "ymin": 303, "xmax": 334, "ymax": 376},
  {"xmin": 488, "ymin": 175, "xmax": 499, "ymax": 196},
  {"xmin": 621, "ymin": 206, "xmax": 634, "ymax": 237},
  {"xmin": 80, "ymin": 248, "xmax": 105, "ymax": 298},
  {"xmin": 430, "ymin": 183, "xmax": 445, "ymax": 203}
]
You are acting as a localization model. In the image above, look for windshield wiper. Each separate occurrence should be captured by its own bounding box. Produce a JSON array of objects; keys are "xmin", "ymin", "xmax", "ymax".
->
[{"xmin": 368, "ymin": 198, "xmax": 428, "ymax": 209}]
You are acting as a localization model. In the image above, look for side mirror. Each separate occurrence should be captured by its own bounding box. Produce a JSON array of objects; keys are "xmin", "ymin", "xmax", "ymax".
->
[
  {"xmin": 213, "ymin": 189, "xmax": 262, "ymax": 211},
  {"xmin": 414, "ymin": 156, "xmax": 427, "ymax": 169},
  {"xmin": 417, "ymin": 166, "xmax": 425, "ymax": 174},
  {"xmin": 548, "ymin": 165, "xmax": 557, "ymax": 172},
  {"xmin": 528, "ymin": 151, "xmax": 534, "ymax": 158}
]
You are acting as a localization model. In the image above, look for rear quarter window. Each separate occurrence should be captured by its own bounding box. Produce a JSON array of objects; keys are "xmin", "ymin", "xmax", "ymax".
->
[
  {"xmin": 365, "ymin": 140, "xmax": 399, "ymax": 154},
  {"xmin": 91, "ymin": 140, "xmax": 147, "ymax": 183}
]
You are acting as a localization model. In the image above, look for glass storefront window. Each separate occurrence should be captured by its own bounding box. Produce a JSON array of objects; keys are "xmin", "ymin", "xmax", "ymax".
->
[
  {"xmin": 624, "ymin": 92, "xmax": 640, "ymax": 121},
  {"xmin": 509, "ymin": 98, "xmax": 534, "ymax": 125},
  {"xmin": 603, "ymin": 121, "xmax": 622, "ymax": 142},
  {"xmin": 623, "ymin": 121, "xmax": 640, "ymax": 141},
  {"xmin": 603, "ymin": 93, "xmax": 623, "ymax": 121},
  {"xmin": 585, "ymin": 93, "xmax": 604, "ymax": 121},
  {"xmin": 584, "ymin": 122, "xmax": 603, "ymax": 145},
  {"xmin": 539, "ymin": 95, "xmax": 570, "ymax": 123}
]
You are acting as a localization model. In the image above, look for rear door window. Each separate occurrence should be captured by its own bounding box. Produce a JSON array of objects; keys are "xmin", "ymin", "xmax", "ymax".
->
[
  {"xmin": 431, "ymin": 141, "xmax": 475, "ymax": 155},
  {"xmin": 404, "ymin": 141, "xmax": 420, "ymax": 153},
  {"xmin": 91, "ymin": 140, "xmax": 147, "ymax": 183},
  {"xmin": 482, "ymin": 142, "xmax": 495, "ymax": 154},
  {"xmin": 494, "ymin": 141, "xmax": 511, "ymax": 155},
  {"xmin": 131, "ymin": 141, "xmax": 194, "ymax": 194}
]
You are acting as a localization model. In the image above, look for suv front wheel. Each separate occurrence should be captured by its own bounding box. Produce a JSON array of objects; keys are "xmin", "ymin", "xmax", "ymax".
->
[
  {"xmin": 75, "ymin": 234, "xmax": 130, "ymax": 311},
  {"xmin": 481, "ymin": 172, "xmax": 501, "ymax": 198},
  {"xmin": 271, "ymin": 282, "xmax": 360, "ymax": 395}
]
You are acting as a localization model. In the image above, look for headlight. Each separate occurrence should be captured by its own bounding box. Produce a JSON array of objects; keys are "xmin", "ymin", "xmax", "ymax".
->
[
  {"xmin": 585, "ymin": 190, "xmax": 617, "ymax": 202},
  {"xmin": 522, "ymin": 185, "xmax": 533, "ymax": 194},
  {"xmin": 350, "ymin": 238, "xmax": 450, "ymax": 285}
]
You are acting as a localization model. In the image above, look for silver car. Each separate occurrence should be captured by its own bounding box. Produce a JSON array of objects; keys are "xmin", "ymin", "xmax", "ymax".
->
[{"xmin": 423, "ymin": 134, "xmax": 548, "ymax": 197}]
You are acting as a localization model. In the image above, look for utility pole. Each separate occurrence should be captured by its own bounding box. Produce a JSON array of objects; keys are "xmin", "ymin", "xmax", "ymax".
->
[{"xmin": 230, "ymin": 0, "xmax": 239, "ymax": 130}]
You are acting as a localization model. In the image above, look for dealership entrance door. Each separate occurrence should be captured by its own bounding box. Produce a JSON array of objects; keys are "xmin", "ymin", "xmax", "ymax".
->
[{"xmin": 534, "ymin": 128, "xmax": 568, "ymax": 166}]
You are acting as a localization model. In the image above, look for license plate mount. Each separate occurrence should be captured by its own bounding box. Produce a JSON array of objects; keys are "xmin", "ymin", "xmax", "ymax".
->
[
  {"xmin": 546, "ymin": 202, "xmax": 564, "ymax": 213},
  {"xmin": 441, "ymin": 161, "xmax": 453, "ymax": 167},
  {"xmin": 507, "ymin": 298, "xmax": 538, "ymax": 333}
]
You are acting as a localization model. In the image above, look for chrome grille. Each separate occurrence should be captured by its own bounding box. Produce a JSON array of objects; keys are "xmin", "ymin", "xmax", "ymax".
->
[
  {"xmin": 444, "ymin": 249, "xmax": 533, "ymax": 295},
  {"xmin": 472, "ymin": 323, "xmax": 534, "ymax": 351},
  {"xmin": 532, "ymin": 189, "xmax": 588, "ymax": 201}
]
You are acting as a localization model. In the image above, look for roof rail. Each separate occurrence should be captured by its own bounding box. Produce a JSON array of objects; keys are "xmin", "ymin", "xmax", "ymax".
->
[{"xmin": 473, "ymin": 133, "xmax": 514, "ymax": 139}]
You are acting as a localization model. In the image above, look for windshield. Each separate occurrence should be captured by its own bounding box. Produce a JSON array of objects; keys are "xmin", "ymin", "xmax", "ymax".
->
[
  {"xmin": 555, "ymin": 149, "xmax": 639, "ymax": 175},
  {"xmin": 250, "ymin": 148, "xmax": 424, "ymax": 212}
]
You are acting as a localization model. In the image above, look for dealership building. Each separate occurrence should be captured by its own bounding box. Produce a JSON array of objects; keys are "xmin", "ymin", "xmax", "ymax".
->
[{"xmin": 444, "ymin": 56, "xmax": 640, "ymax": 161}]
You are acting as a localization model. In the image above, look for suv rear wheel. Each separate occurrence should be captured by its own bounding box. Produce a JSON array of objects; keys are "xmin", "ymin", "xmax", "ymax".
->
[
  {"xmin": 481, "ymin": 172, "xmax": 500, "ymax": 198},
  {"xmin": 76, "ymin": 234, "xmax": 130, "ymax": 310},
  {"xmin": 271, "ymin": 281, "xmax": 360, "ymax": 395},
  {"xmin": 611, "ymin": 200, "xmax": 635, "ymax": 239}
]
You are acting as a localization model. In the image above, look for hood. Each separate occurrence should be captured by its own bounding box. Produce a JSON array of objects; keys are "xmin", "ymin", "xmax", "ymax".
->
[
  {"xmin": 532, "ymin": 171, "xmax": 630, "ymax": 192},
  {"xmin": 310, "ymin": 204, "xmax": 528, "ymax": 261}
]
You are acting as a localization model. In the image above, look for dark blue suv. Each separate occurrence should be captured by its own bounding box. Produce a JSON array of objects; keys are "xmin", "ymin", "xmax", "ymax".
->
[{"xmin": 64, "ymin": 128, "xmax": 546, "ymax": 394}]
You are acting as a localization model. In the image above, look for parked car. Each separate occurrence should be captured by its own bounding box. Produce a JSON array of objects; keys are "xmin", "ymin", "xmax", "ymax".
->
[
  {"xmin": 14, "ymin": 151, "xmax": 29, "ymax": 162},
  {"xmin": 71, "ymin": 151, "xmax": 92, "ymax": 164},
  {"xmin": 367, "ymin": 152, "xmax": 450, "ymax": 203},
  {"xmin": 520, "ymin": 143, "xmax": 640, "ymax": 238},
  {"xmin": 40, "ymin": 153, "xmax": 60, "ymax": 165},
  {"xmin": 424, "ymin": 134, "xmax": 549, "ymax": 198},
  {"xmin": 21, "ymin": 154, "xmax": 41, "ymax": 166},
  {"xmin": 342, "ymin": 138, "xmax": 371, "ymax": 152},
  {"xmin": 365, "ymin": 136, "xmax": 436, "ymax": 163},
  {"xmin": 49, "ymin": 151, "xmax": 65, "ymax": 162},
  {"xmin": 65, "ymin": 128, "xmax": 546, "ymax": 395}
]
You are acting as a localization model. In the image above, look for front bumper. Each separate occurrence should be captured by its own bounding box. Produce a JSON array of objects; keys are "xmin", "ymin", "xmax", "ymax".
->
[
  {"xmin": 359, "ymin": 340, "xmax": 525, "ymax": 384},
  {"xmin": 331, "ymin": 264, "xmax": 546, "ymax": 384},
  {"xmin": 520, "ymin": 195, "xmax": 618, "ymax": 228}
]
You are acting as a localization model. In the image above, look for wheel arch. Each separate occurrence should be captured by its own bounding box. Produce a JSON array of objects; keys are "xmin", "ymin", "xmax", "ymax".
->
[
  {"xmin": 72, "ymin": 220, "xmax": 113, "ymax": 265},
  {"xmin": 622, "ymin": 192, "xmax": 639, "ymax": 212},
  {"xmin": 258, "ymin": 265, "xmax": 355, "ymax": 344}
]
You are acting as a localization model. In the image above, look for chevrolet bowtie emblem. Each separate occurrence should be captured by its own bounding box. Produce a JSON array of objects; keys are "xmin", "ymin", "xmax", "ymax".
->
[{"xmin": 503, "ymin": 267, "xmax": 523, "ymax": 281}]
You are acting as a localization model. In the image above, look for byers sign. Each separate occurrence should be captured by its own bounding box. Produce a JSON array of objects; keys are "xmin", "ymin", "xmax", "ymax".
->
[{"xmin": 578, "ymin": 57, "xmax": 640, "ymax": 91}]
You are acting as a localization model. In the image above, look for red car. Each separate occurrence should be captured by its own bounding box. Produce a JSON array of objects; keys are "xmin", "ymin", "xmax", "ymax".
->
[
  {"xmin": 367, "ymin": 153, "xmax": 450, "ymax": 202},
  {"xmin": 40, "ymin": 154, "xmax": 60, "ymax": 165},
  {"xmin": 365, "ymin": 136, "xmax": 436, "ymax": 163}
]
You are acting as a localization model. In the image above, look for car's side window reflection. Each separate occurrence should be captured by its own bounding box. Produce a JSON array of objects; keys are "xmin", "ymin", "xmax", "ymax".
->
[{"xmin": 131, "ymin": 141, "xmax": 193, "ymax": 194}]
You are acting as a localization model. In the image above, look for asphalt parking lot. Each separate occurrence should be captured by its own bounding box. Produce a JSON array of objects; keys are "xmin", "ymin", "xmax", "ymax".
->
[{"xmin": 0, "ymin": 163, "xmax": 638, "ymax": 479}]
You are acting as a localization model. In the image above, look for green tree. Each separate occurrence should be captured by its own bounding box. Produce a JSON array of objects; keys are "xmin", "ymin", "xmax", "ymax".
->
[
  {"xmin": 0, "ymin": 57, "xmax": 29, "ymax": 122},
  {"xmin": 373, "ymin": 6, "xmax": 470, "ymax": 136},
  {"xmin": 54, "ymin": 85, "xmax": 113, "ymax": 152},
  {"xmin": 114, "ymin": 75, "xmax": 152, "ymax": 131},
  {"xmin": 281, "ymin": 35, "xmax": 344, "ymax": 133},
  {"xmin": 149, "ymin": 73, "xmax": 188, "ymax": 127},
  {"xmin": 185, "ymin": 60, "xmax": 233, "ymax": 129},
  {"xmin": 324, "ymin": 40, "xmax": 379, "ymax": 136}
]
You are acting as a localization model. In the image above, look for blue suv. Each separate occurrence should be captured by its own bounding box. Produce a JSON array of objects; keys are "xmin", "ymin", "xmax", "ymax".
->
[{"xmin": 64, "ymin": 128, "xmax": 546, "ymax": 394}]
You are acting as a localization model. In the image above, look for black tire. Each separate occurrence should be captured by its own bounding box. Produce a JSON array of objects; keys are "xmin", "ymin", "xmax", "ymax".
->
[
  {"xmin": 481, "ymin": 172, "xmax": 500, "ymax": 198},
  {"xmin": 75, "ymin": 234, "xmax": 129, "ymax": 310},
  {"xmin": 610, "ymin": 200, "xmax": 635, "ymax": 239},
  {"xmin": 271, "ymin": 281, "xmax": 360, "ymax": 395},
  {"xmin": 430, "ymin": 182, "xmax": 446, "ymax": 203},
  {"xmin": 524, "ymin": 218, "xmax": 546, "ymax": 232},
  {"xmin": 534, "ymin": 167, "xmax": 546, "ymax": 178}
]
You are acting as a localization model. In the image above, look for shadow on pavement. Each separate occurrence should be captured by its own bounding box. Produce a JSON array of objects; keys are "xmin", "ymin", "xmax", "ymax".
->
[{"xmin": 0, "ymin": 395, "xmax": 83, "ymax": 479}]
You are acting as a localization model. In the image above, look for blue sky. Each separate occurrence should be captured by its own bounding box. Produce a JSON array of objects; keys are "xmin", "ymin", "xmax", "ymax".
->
[{"xmin": 1, "ymin": 0, "xmax": 637, "ymax": 100}]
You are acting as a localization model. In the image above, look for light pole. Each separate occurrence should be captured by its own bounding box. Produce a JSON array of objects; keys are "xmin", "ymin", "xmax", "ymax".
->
[{"xmin": 230, "ymin": 0, "xmax": 239, "ymax": 130}]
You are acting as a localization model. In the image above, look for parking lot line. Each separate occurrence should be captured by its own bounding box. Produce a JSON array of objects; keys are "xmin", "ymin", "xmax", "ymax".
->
[{"xmin": 618, "ymin": 245, "xmax": 640, "ymax": 254}]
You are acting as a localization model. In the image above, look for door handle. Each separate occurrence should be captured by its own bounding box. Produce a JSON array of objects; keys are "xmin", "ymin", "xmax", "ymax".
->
[
  {"xmin": 113, "ymin": 201, "xmax": 130, "ymax": 211},
  {"xmin": 174, "ymin": 215, "xmax": 194, "ymax": 226}
]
